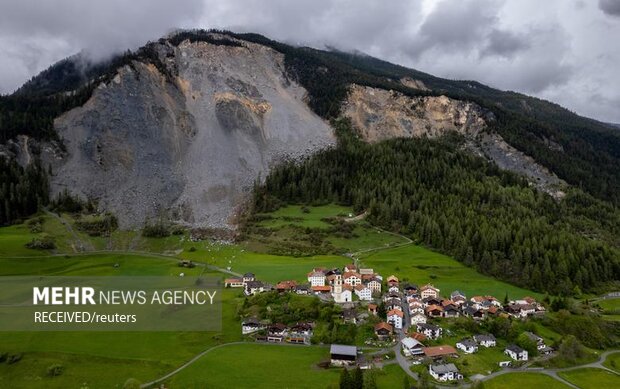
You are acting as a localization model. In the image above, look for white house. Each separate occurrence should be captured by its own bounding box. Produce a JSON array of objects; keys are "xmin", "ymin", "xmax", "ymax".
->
[
  {"xmin": 474, "ymin": 334, "xmax": 497, "ymax": 347},
  {"xmin": 388, "ymin": 285, "xmax": 400, "ymax": 294},
  {"xmin": 387, "ymin": 309, "xmax": 403, "ymax": 330},
  {"xmin": 366, "ymin": 279, "xmax": 382, "ymax": 294},
  {"xmin": 241, "ymin": 318, "xmax": 263, "ymax": 334},
  {"xmin": 343, "ymin": 272, "xmax": 362, "ymax": 286},
  {"xmin": 417, "ymin": 323, "xmax": 442, "ymax": 339},
  {"xmin": 456, "ymin": 339, "xmax": 478, "ymax": 354},
  {"xmin": 420, "ymin": 284, "xmax": 440, "ymax": 299},
  {"xmin": 505, "ymin": 345, "xmax": 528, "ymax": 361},
  {"xmin": 410, "ymin": 312, "xmax": 427, "ymax": 325},
  {"xmin": 307, "ymin": 270, "xmax": 326, "ymax": 286},
  {"xmin": 429, "ymin": 363, "xmax": 462, "ymax": 382},
  {"xmin": 354, "ymin": 285, "xmax": 372, "ymax": 301},
  {"xmin": 401, "ymin": 337, "xmax": 425, "ymax": 356},
  {"xmin": 242, "ymin": 272, "xmax": 255, "ymax": 284}
]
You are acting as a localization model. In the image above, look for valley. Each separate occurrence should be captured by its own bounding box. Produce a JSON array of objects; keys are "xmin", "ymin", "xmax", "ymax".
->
[{"xmin": 0, "ymin": 205, "xmax": 617, "ymax": 388}]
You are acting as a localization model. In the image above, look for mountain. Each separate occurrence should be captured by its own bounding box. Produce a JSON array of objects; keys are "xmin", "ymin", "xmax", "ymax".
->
[{"xmin": 0, "ymin": 29, "xmax": 619, "ymax": 227}]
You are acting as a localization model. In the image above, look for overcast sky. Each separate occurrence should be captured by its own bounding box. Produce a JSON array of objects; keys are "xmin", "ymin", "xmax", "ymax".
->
[{"xmin": 1, "ymin": 0, "xmax": 619, "ymax": 122}]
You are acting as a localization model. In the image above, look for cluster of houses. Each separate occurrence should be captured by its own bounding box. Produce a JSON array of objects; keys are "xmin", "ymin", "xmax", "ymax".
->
[
  {"xmin": 307, "ymin": 264, "xmax": 382, "ymax": 303},
  {"xmin": 224, "ymin": 272, "xmax": 275, "ymax": 296},
  {"xmin": 241, "ymin": 318, "xmax": 315, "ymax": 344}
]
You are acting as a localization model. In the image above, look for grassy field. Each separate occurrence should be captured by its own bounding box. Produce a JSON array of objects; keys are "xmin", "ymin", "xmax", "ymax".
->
[
  {"xmin": 0, "ymin": 204, "xmax": 551, "ymax": 387},
  {"xmin": 598, "ymin": 298, "xmax": 620, "ymax": 311},
  {"xmin": 359, "ymin": 244, "xmax": 542, "ymax": 299},
  {"xmin": 483, "ymin": 373, "xmax": 571, "ymax": 389},
  {"xmin": 604, "ymin": 352, "xmax": 620, "ymax": 372},
  {"xmin": 168, "ymin": 343, "xmax": 340, "ymax": 388},
  {"xmin": 256, "ymin": 204, "xmax": 352, "ymax": 229},
  {"xmin": 558, "ymin": 368, "xmax": 620, "ymax": 389}
]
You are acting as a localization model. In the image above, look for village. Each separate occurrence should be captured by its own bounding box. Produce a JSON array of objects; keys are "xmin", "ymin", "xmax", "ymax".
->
[{"xmin": 225, "ymin": 262, "xmax": 551, "ymax": 384}]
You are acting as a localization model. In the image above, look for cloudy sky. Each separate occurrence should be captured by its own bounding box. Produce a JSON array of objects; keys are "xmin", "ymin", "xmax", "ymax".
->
[{"xmin": 1, "ymin": 0, "xmax": 619, "ymax": 122}]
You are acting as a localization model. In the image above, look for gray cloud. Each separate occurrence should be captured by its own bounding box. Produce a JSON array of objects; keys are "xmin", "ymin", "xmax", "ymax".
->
[
  {"xmin": 0, "ymin": 0, "xmax": 203, "ymax": 93},
  {"xmin": 482, "ymin": 29, "xmax": 530, "ymax": 58},
  {"xmin": 0, "ymin": 0, "xmax": 619, "ymax": 123},
  {"xmin": 599, "ymin": 0, "xmax": 620, "ymax": 16}
]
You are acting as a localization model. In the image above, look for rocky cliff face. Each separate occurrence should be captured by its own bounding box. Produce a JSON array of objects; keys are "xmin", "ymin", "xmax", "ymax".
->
[
  {"xmin": 343, "ymin": 84, "xmax": 488, "ymax": 142},
  {"xmin": 48, "ymin": 38, "xmax": 334, "ymax": 228},
  {"xmin": 342, "ymin": 84, "xmax": 566, "ymax": 197}
]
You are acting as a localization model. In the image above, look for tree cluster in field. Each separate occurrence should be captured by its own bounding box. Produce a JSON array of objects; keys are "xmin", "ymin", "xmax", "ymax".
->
[
  {"xmin": 253, "ymin": 120, "xmax": 620, "ymax": 295},
  {"xmin": 0, "ymin": 157, "xmax": 49, "ymax": 225},
  {"xmin": 74, "ymin": 213, "xmax": 118, "ymax": 237}
]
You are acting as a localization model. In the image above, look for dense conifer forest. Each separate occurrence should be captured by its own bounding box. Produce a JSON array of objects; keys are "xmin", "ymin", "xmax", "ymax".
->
[
  {"xmin": 253, "ymin": 120, "xmax": 620, "ymax": 295},
  {"xmin": 0, "ymin": 157, "xmax": 49, "ymax": 225}
]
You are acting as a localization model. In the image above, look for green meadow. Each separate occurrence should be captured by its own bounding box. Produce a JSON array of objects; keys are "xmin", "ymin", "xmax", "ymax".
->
[
  {"xmin": 358, "ymin": 244, "xmax": 542, "ymax": 299},
  {"xmin": 558, "ymin": 368, "xmax": 620, "ymax": 389},
  {"xmin": 483, "ymin": 373, "xmax": 571, "ymax": 389},
  {"xmin": 169, "ymin": 343, "xmax": 340, "ymax": 388},
  {"xmin": 0, "ymin": 204, "xmax": 551, "ymax": 387}
]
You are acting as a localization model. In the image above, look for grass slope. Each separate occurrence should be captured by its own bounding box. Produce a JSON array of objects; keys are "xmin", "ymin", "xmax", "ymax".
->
[
  {"xmin": 558, "ymin": 368, "xmax": 620, "ymax": 389},
  {"xmin": 359, "ymin": 244, "xmax": 542, "ymax": 299}
]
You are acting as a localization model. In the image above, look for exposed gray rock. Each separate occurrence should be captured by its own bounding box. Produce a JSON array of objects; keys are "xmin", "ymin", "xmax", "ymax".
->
[
  {"xmin": 49, "ymin": 39, "xmax": 334, "ymax": 229},
  {"xmin": 342, "ymin": 84, "xmax": 566, "ymax": 197}
]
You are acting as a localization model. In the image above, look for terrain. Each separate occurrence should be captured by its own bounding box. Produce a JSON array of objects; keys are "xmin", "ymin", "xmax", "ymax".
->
[{"xmin": 0, "ymin": 28, "xmax": 619, "ymax": 388}]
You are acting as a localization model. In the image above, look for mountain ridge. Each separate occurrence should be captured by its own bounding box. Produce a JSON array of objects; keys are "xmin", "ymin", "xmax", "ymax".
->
[{"xmin": 1, "ymin": 29, "xmax": 619, "ymax": 225}]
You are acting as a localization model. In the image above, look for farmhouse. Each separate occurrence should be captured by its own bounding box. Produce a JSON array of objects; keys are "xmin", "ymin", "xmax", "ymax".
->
[
  {"xmin": 410, "ymin": 312, "xmax": 427, "ymax": 325},
  {"xmin": 423, "ymin": 345, "xmax": 458, "ymax": 359},
  {"xmin": 505, "ymin": 344, "xmax": 528, "ymax": 361},
  {"xmin": 387, "ymin": 275, "xmax": 399, "ymax": 287},
  {"xmin": 242, "ymin": 272, "xmax": 255, "ymax": 283},
  {"xmin": 343, "ymin": 272, "xmax": 362, "ymax": 286},
  {"xmin": 365, "ymin": 278, "xmax": 382, "ymax": 293},
  {"xmin": 224, "ymin": 278, "xmax": 244, "ymax": 288},
  {"xmin": 294, "ymin": 284, "xmax": 311, "ymax": 295},
  {"xmin": 474, "ymin": 334, "xmax": 497, "ymax": 347},
  {"xmin": 456, "ymin": 338, "xmax": 478, "ymax": 354},
  {"xmin": 401, "ymin": 337, "xmax": 425, "ymax": 356},
  {"xmin": 425, "ymin": 304, "xmax": 443, "ymax": 317},
  {"xmin": 368, "ymin": 303, "xmax": 378, "ymax": 315},
  {"xmin": 354, "ymin": 284, "xmax": 372, "ymax": 301},
  {"xmin": 417, "ymin": 323, "xmax": 442, "ymax": 339},
  {"xmin": 245, "ymin": 281, "xmax": 269, "ymax": 296},
  {"xmin": 330, "ymin": 344, "xmax": 357, "ymax": 366},
  {"xmin": 429, "ymin": 363, "xmax": 462, "ymax": 382},
  {"xmin": 241, "ymin": 318, "xmax": 263, "ymax": 334},
  {"xmin": 420, "ymin": 284, "xmax": 440, "ymax": 299},
  {"xmin": 290, "ymin": 322, "xmax": 314, "ymax": 336},
  {"xmin": 386, "ymin": 298, "xmax": 403, "ymax": 311},
  {"xmin": 387, "ymin": 309, "xmax": 404, "ymax": 329},
  {"xmin": 374, "ymin": 322, "xmax": 393, "ymax": 340},
  {"xmin": 276, "ymin": 280, "xmax": 297, "ymax": 292},
  {"xmin": 443, "ymin": 305, "xmax": 460, "ymax": 318},
  {"xmin": 307, "ymin": 269, "xmax": 326, "ymax": 286},
  {"xmin": 524, "ymin": 331, "xmax": 546, "ymax": 349}
]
